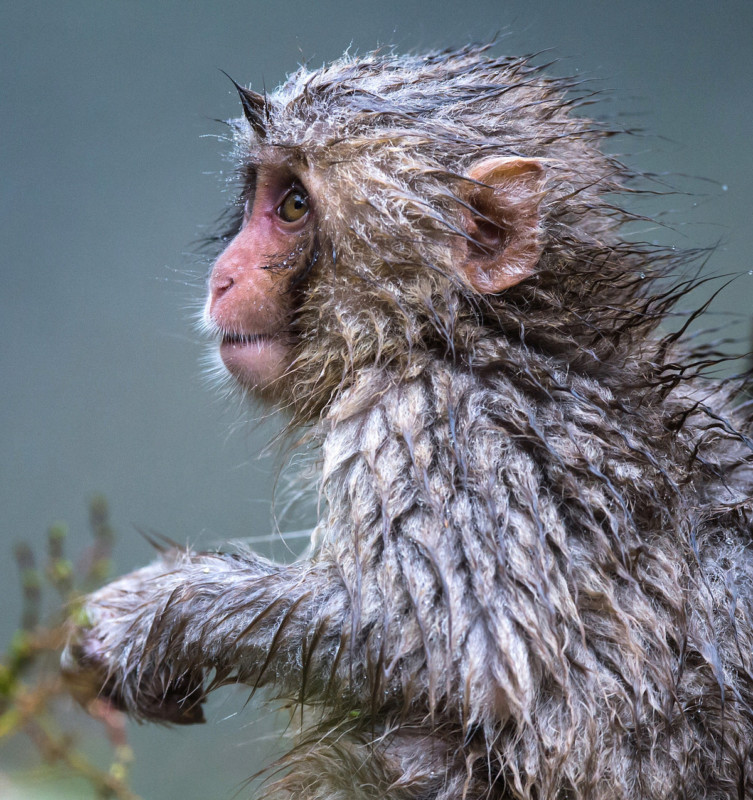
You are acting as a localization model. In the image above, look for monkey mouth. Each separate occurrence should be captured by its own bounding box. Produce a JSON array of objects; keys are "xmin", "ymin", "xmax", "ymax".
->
[
  {"xmin": 218, "ymin": 332, "xmax": 288, "ymax": 388},
  {"xmin": 221, "ymin": 333, "xmax": 271, "ymax": 346}
]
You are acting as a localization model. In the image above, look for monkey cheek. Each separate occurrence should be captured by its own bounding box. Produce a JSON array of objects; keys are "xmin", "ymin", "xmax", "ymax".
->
[{"xmin": 219, "ymin": 336, "xmax": 290, "ymax": 390}]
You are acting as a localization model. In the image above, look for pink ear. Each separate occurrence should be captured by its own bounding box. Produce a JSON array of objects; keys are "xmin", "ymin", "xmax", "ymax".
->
[{"xmin": 458, "ymin": 157, "xmax": 545, "ymax": 294}]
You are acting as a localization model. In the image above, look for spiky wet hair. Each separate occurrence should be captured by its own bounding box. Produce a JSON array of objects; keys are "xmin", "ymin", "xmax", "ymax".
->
[
  {"xmin": 64, "ymin": 45, "xmax": 753, "ymax": 800},
  {"xmin": 216, "ymin": 43, "xmax": 704, "ymax": 425},
  {"xmin": 219, "ymin": 57, "xmax": 753, "ymax": 792}
]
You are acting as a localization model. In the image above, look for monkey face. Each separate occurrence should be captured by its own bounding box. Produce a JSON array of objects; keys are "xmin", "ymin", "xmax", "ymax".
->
[
  {"xmin": 201, "ymin": 57, "xmax": 611, "ymax": 418},
  {"xmin": 204, "ymin": 155, "xmax": 315, "ymax": 393}
]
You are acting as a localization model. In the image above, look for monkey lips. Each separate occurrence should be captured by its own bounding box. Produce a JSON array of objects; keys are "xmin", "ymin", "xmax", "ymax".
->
[{"xmin": 219, "ymin": 332, "xmax": 290, "ymax": 389}]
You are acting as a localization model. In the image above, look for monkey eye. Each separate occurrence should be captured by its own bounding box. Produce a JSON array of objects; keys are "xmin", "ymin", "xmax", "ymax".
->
[{"xmin": 278, "ymin": 188, "xmax": 310, "ymax": 223}]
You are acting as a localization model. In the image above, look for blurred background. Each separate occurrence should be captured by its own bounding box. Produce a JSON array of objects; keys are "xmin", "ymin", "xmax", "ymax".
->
[{"xmin": 1, "ymin": 1, "xmax": 751, "ymax": 797}]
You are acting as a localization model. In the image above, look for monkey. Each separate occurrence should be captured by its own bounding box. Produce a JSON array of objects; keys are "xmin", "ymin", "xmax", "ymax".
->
[{"xmin": 62, "ymin": 45, "xmax": 753, "ymax": 800}]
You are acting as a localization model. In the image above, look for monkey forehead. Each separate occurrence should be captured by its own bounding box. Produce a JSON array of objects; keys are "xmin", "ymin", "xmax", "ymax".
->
[
  {"xmin": 236, "ymin": 142, "xmax": 308, "ymax": 172},
  {"xmin": 230, "ymin": 47, "xmax": 621, "ymax": 209}
]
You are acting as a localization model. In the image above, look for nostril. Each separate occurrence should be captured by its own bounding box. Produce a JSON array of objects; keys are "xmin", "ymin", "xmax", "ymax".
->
[{"xmin": 212, "ymin": 275, "xmax": 234, "ymax": 296}]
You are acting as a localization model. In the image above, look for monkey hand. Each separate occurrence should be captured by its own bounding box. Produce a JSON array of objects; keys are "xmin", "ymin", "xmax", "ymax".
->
[{"xmin": 61, "ymin": 555, "xmax": 207, "ymax": 725}]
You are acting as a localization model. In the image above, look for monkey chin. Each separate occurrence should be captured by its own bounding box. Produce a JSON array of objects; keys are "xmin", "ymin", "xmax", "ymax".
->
[{"xmin": 219, "ymin": 335, "xmax": 289, "ymax": 391}]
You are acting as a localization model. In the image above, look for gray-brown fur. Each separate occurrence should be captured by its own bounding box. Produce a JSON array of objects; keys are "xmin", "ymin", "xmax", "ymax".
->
[{"xmin": 63, "ymin": 45, "xmax": 753, "ymax": 799}]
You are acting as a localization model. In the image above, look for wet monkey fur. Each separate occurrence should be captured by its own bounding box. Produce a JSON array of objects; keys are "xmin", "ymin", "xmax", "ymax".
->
[{"xmin": 63, "ymin": 46, "xmax": 753, "ymax": 799}]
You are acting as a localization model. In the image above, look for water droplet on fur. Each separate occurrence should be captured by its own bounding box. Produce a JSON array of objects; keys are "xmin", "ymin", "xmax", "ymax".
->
[
  {"xmin": 748, "ymin": 270, "xmax": 753, "ymax": 276},
  {"xmin": 639, "ymin": 272, "xmax": 645, "ymax": 279}
]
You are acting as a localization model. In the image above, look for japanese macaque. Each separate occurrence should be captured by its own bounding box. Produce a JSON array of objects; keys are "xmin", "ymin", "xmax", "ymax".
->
[{"xmin": 63, "ymin": 46, "xmax": 753, "ymax": 800}]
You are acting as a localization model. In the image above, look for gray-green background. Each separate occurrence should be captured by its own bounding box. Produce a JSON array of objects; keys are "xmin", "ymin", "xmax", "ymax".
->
[{"xmin": 1, "ymin": 1, "xmax": 752, "ymax": 797}]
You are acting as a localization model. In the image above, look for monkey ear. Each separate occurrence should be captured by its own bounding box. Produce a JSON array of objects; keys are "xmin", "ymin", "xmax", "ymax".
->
[{"xmin": 457, "ymin": 157, "xmax": 546, "ymax": 294}]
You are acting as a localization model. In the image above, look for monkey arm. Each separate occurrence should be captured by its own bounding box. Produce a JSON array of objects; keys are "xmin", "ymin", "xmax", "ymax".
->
[{"xmin": 62, "ymin": 549, "xmax": 348, "ymax": 724}]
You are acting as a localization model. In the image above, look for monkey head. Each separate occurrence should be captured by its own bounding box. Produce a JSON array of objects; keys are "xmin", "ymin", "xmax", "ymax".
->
[{"xmin": 203, "ymin": 48, "xmax": 646, "ymax": 421}]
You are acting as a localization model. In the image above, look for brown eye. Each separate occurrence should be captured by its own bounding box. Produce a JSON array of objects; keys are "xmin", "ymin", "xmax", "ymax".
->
[{"xmin": 278, "ymin": 188, "xmax": 309, "ymax": 223}]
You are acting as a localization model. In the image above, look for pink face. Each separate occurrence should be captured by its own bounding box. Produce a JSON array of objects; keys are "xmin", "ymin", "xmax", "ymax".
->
[{"xmin": 205, "ymin": 162, "xmax": 313, "ymax": 392}]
